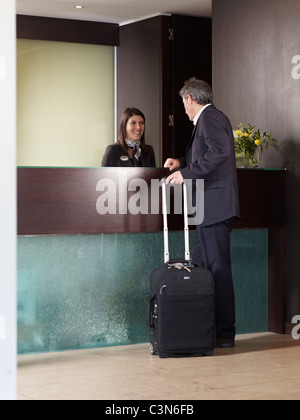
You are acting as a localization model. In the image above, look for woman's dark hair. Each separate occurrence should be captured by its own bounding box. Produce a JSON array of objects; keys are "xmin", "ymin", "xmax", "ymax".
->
[{"xmin": 117, "ymin": 107, "xmax": 146, "ymax": 152}]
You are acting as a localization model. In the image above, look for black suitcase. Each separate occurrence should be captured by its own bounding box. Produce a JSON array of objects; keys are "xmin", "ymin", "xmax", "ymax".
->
[{"xmin": 147, "ymin": 180, "xmax": 215, "ymax": 358}]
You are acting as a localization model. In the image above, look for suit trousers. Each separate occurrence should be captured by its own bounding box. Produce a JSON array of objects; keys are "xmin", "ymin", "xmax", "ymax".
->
[{"xmin": 192, "ymin": 217, "xmax": 237, "ymax": 339}]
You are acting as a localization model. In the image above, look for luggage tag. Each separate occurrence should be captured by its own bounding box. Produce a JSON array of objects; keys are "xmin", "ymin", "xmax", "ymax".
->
[{"xmin": 168, "ymin": 262, "xmax": 192, "ymax": 272}]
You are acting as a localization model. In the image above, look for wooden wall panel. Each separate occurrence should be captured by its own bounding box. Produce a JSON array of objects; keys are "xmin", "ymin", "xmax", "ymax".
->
[
  {"xmin": 117, "ymin": 15, "xmax": 212, "ymax": 167},
  {"xmin": 17, "ymin": 15, "xmax": 119, "ymax": 46},
  {"xmin": 213, "ymin": 0, "xmax": 299, "ymax": 326}
]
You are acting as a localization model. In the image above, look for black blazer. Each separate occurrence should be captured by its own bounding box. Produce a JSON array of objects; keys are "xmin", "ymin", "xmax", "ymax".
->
[
  {"xmin": 101, "ymin": 143, "xmax": 156, "ymax": 168},
  {"xmin": 180, "ymin": 105, "xmax": 240, "ymax": 227}
]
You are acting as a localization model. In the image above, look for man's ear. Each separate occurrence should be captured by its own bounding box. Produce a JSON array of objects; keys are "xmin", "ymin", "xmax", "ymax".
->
[{"xmin": 186, "ymin": 94, "xmax": 193, "ymax": 105}]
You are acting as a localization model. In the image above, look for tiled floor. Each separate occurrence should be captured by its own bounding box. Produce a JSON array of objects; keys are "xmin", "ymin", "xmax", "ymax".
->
[{"xmin": 18, "ymin": 333, "xmax": 300, "ymax": 400}]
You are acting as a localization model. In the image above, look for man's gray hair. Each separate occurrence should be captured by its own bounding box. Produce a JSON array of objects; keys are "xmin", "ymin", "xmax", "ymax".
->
[{"xmin": 179, "ymin": 78, "xmax": 213, "ymax": 105}]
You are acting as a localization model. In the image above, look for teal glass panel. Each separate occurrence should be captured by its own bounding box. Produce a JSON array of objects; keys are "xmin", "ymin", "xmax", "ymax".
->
[
  {"xmin": 231, "ymin": 229, "xmax": 268, "ymax": 334},
  {"xmin": 17, "ymin": 230, "xmax": 268, "ymax": 354}
]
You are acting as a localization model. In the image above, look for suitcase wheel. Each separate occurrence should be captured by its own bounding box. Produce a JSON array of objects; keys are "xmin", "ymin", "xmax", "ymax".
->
[
  {"xmin": 149, "ymin": 343, "xmax": 158, "ymax": 356},
  {"xmin": 203, "ymin": 350, "xmax": 214, "ymax": 357}
]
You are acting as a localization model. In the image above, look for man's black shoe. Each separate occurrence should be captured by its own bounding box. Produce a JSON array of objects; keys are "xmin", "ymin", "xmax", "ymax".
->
[{"xmin": 216, "ymin": 338, "xmax": 235, "ymax": 348}]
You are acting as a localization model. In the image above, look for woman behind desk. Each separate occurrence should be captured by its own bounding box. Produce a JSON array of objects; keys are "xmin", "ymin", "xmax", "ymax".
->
[{"xmin": 102, "ymin": 107, "xmax": 156, "ymax": 167}]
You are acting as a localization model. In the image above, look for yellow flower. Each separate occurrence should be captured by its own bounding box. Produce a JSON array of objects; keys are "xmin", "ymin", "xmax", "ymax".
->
[
  {"xmin": 244, "ymin": 133, "xmax": 249, "ymax": 138},
  {"xmin": 255, "ymin": 140, "xmax": 262, "ymax": 146},
  {"xmin": 235, "ymin": 130, "xmax": 244, "ymax": 137}
]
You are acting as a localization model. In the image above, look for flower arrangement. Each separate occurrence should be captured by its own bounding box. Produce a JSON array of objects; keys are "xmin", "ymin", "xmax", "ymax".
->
[{"xmin": 234, "ymin": 123, "xmax": 280, "ymax": 167}]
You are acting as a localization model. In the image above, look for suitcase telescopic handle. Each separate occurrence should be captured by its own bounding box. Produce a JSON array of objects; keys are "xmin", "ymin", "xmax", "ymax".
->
[{"xmin": 161, "ymin": 178, "xmax": 190, "ymax": 264}]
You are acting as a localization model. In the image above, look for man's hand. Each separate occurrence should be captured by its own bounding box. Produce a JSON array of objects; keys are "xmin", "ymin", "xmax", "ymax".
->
[
  {"xmin": 166, "ymin": 171, "xmax": 184, "ymax": 185},
  {"xmin": 164, "ymin": 158, "xmax": 184, "ymax": 184},
  {"xmin": 164, "ymin": 158, "xmax": 180, "ymax": 171}
]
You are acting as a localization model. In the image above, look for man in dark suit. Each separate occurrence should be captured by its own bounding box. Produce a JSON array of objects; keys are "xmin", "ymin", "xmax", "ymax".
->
[{"xmin": 165, "ymin": 78, "xmax": 240, "ymax": 348}]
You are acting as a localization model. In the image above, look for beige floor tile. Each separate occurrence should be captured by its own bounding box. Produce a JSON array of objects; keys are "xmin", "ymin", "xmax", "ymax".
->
[
  {"xmin": 228, "ymin": 378, "xmax": 300, "ymax": 400},
  {"xmin": 18, "ymin": 333, "xmax": 300, "ymax": 400}
]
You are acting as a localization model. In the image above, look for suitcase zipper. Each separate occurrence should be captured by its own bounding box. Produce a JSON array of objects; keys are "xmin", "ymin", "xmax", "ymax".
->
[
  {"xmin": 160, "ymin": 285, "xmax": 167, "ymax": 295},
  {"xmin": 160, "ymin": 283, "xmax": 213, "ymax": 296}
]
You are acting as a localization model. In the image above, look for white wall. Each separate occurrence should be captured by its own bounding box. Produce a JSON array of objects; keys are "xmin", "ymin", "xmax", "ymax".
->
[
  {"xmin": 0, "ymin": 0, "xmax": 17, "ymax": 401},
  {"xmin": 17, "ymin": 40, "xmax": 115, "ymax": 167}
]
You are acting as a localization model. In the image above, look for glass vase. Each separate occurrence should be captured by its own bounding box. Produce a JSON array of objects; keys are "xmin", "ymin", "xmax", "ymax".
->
[
  {"xmin": 236, "ymin": 149, "xmax": 260, "ymax": 168},
  {"xmin": 247, "ymin": 149, "xmax": 260, "ymax": 168}
]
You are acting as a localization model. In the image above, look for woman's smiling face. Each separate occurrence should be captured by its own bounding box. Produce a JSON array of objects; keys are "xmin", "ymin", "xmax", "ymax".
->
[{"xmin": 126, "ymin": 115, "xmax": 145, "ymax": 142}]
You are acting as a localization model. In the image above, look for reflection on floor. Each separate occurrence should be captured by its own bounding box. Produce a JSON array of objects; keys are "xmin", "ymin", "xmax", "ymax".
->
[{"xmin": 18, "ymin": 333, "xmax": 300, "ymax": 400}]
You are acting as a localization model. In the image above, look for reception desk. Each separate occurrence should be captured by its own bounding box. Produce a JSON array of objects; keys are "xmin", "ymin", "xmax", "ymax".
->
[
  {"xmin": 17, "ymin": 167, "xmax": 286, "ymax": 354},
  {"xmin": 18, "ymin": 167, "xmax": 286, "ymax": 234}
]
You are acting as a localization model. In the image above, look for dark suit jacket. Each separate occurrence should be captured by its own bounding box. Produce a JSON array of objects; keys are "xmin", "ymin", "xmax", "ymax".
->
[
  {"xmin": 101, "ymin": 143, "xmax": 156, "ymax": 168},
  {"xmin": 180, "ymin": 104, "xmax": 240, "ymax": 227}
]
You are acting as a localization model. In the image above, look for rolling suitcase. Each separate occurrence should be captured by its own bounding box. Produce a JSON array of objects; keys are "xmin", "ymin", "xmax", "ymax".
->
[{"xmin": 147, "ymin": 179, "xmax": 216, "ymax": 358}]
